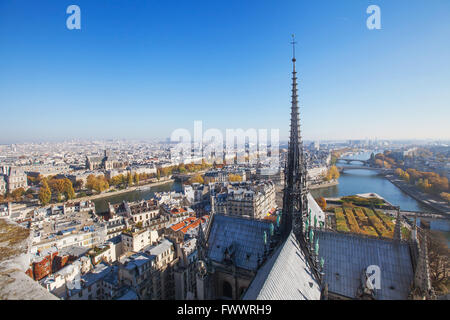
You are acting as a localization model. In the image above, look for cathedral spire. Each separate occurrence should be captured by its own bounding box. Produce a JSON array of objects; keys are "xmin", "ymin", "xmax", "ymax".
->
[{"xmin": 282, "ymin": 35, "xmax": 309, "ymax": 241}]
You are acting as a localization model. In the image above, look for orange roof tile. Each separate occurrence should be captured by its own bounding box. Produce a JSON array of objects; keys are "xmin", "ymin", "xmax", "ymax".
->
[
  {"xmin": 170, "ymin": 217, "xmax": 196, "ymax": 231},
  {"xmin": 171, "ymin": 207, "xmax": 187, "ymax": 215}
]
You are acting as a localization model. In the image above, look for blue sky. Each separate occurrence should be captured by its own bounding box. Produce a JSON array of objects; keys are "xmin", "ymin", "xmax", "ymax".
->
[{"xmin": 0, "ymin": 0, "xmax": 449, "ymax": 143}]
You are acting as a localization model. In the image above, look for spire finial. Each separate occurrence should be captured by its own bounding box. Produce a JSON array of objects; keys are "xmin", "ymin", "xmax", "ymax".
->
[{"xmin": 291, "ymin": 34, "xmax": 297, "ymax": 61}]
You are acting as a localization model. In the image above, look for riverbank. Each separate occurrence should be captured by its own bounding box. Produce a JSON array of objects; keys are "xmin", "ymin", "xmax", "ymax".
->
[
  {"xmin": 308, "ymin": 180, "xmax": 339, "ymax": 190},
  {"xmin": 384, "ymin": 174, "xmax": 450, "ymax": 216},
  {"xmin": 52, "ymin": 178, "xmax": 174, "ymax": 207}
]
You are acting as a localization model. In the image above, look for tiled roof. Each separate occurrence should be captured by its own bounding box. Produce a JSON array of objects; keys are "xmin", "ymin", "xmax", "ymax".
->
[
  {"xmin": 170, "ymin": 217, "xmax": 197, "ymax": 232},
  {"xmin": 207, "ymin": 215, "xmax": 272, "ymax": 271},
  {"xmin": 170, "ymin": 216, "xmax": 209, "ymax": 234},
  {"xmin": 242, "ymin": 231, "xmax": 321, "ymax": 300},
  {"xmin": 171, "ymin": 207, "xmax": 187, "ymax": 215},
  {"xmin": 317, "ymin": 230, "xmax": 414, "ymax": 300}
]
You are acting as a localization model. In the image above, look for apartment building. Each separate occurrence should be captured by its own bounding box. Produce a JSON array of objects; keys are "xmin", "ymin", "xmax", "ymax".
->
[
  {"xmin": 0, "ymin": 165, "xmax": 28, "ymax": 193},
  {"xmin": 214, "ymin": 181, "xmax": 276, "ymax": 219},
  {"xmin": 117, "ymin": 239, "xmax": 177, "ymax": 298},
  {"xmin": 110, "ymin": 199, "xmax": 160, "ymax": 227},
  {"xmin": 121, "ymin": 227, "xmax": 159, "ymax": 253}
]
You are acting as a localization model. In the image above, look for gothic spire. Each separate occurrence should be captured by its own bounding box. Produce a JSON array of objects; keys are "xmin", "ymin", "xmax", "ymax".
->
[{"xmin": 282, "ymin": 35, "xmax": 309, "ymax": 240}]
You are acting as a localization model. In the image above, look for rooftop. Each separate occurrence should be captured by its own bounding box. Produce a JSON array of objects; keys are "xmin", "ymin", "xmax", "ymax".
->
[
  {"xmin": 207, "ymin": 214, "xmax": 273, "ymax": 271},
  {"xmin": 317, "ymin": 230, "xmax": 414, "ymax": 300},
  {"xmin": 144, "ymin": 239, "xmax": 173, "ymax": 257},
  {"xmin": 243, "ymin": 231, "xmax": 321, "ymax": 300}
]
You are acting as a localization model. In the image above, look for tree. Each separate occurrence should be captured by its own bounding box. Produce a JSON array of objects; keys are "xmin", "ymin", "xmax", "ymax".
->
[
  {"xmin": 228, "ymin": 174, "xmax": 242, "ymax": 182},
  {"xmin": 157, "ymin": 169, "xmax": 161, "ymax": 181},
  {"xmin": 11, "ymin": 188, "xmax": 25, "ymax": 201},
  {"xmin": 395, "ymin": 168, "xmax": 404, "ymax": 177},
  {"xmin": 324, "ymin": 166, "xmax": 340, "ymax": 181},
  {"xmin": 48, "ymin": 178, "xmax": 65, "ymax": 200},
  {"xmin": 86, "ymin": 175, "xmax": 109, "ymax": 193},
  {"xmin": 134, "ymin": 173, "xmax": 140, "ymax": 185},
  {"xmin": 188, "ymin": 174, "xmax": 204, "ymax": 184},
  {"xmin": 160, "ymin": 167, "xmax": 170, "ymax": 177},
  {"xmin": 178, "ymin": 164, "xmax": 187, "ymax": 173},
  {"xmin": 110, "ymin": 175, "xmax": 122, "ymax": 187},
  {"xmin": 330, "ymin": 165, "xmax": 340, "ymax": 180},
  {"xmin": 74, "ymin": 179, "xmax": 84, "ymax": 190},
  {"xmin": 424, "ymin": 230, "xmax": 450, "ymax": 295},
  {"xmin": 127, "ymin": 173, "xmax": 133, "ymax": 186},
  {"xmin": 440, "ymin": 192, "xmax": 450, "ymax": 203},
  {"xmin": 403, "ymin": 172, "xmax": 410, "ymax": 182},
  {"xmin": 95, "ymin": 175, "xmax": 109, "ymax": 193},
  {"xmin": 86, "ymin": 174, "xmax": 97, "ymax": 190},
  {"xmin": 316, "ymin": 197, "xmax": 327, "ymax": 211},
  {"xmin": 38, "ymin": 179, "xmax": 52, "ymax": 205},
  {"xmin": 375, "ymin": 159, "xmax": 384, "ymax": 168},
  {"xmin": 63, "ymin": 178, "xmax": 75, "ymax": 200}
]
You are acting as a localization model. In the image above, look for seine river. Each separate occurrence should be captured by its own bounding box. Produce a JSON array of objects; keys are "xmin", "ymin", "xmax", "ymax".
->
[
  {"xmin": 94, "ymin": 150, "xmax": 449, "ymax": 244},
  {"xmin": 94, "ymin": 181, "xmax": 183, "ymax": 213},
  {"xmin": 310, "ymin": 151, "xmax": 450, "ymax": 244}
]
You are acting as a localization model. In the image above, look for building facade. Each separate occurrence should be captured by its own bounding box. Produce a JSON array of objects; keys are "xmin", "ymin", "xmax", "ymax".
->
[{"xmin": 0, "ymin": 166, "xmax": 28, "ymax": 193}]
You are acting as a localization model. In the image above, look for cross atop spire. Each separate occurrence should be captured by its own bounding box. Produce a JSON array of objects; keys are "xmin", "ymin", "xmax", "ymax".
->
[{"xmin": 291, "ymin": 34, "xmax": 297, "ymax": 61}]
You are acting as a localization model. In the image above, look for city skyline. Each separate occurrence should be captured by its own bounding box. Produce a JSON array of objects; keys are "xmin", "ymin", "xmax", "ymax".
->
[
  {"xmin": 1, "ymin": 0, "xmax": 450, "ymax": 143},
  {"xmin": 0, "ymin": 1, "xmax": 448, "ymax": 303}
]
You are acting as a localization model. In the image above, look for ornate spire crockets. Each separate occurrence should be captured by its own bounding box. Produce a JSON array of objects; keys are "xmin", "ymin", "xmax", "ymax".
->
[
  {"xmin": 394, "ymin": 207, "xmax": 402, "ymax": 242},
  {"xmin": 196, "ymin": 220, "xmax": 207, "ymax": 260},
  {"xmin": 281, "ymin": 35, "xmax": 309, "ymax": 241}
]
